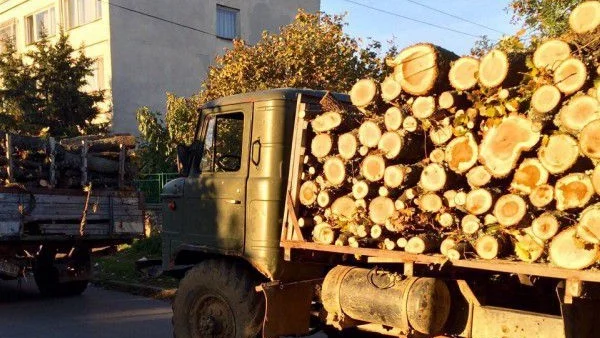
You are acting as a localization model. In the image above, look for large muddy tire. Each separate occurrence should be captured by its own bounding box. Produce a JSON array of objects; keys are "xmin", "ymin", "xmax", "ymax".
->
[
  {"xmin": 172, "ymin": 259, "xmax": 265, "ymax": 338},
  {"xmin": 34, "ymin": 246, "xmax": 90, "ymax": 297}
]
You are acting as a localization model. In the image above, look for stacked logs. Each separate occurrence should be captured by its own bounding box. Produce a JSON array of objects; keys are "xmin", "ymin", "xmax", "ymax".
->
[
  {"xmin": 0, "ymin": 133, "xmax": 136, "ymax": 189},
  {"xmin": 298, "ymin": 1, "xmax": 600, "ymax": 270}
]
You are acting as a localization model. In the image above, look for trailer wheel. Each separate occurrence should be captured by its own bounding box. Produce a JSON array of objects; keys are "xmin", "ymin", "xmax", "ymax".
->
[
  {"xmin": 34, "ymin": 246, "xmax": 90, "ymax": 297},
  {"xmin": 172, "ymin": 259, "xmax": 265, "ymax": 338}
]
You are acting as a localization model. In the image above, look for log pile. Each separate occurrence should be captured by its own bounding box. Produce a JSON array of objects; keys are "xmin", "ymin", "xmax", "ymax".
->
[
  {"xmin": 297, "ymin": 2, "xmax": 600, "ymax": 270},
  {"xmin": 0, "ymin": 133, "xmax": 136, "ymax": 189}
]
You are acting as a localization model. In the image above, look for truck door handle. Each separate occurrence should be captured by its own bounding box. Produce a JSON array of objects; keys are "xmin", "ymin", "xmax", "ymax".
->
[
  {"xmin": 225, "ymin": 199, "xmax": 241, "ymax": 204},
  {"xmin": 251, "ymin": 139, "xmax": 261, "ymax": 166}
]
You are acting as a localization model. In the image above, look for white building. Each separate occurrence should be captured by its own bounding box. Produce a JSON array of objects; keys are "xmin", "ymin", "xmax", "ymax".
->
[{"xmin": 0, "ymin": 0, "xmax": 320, "ymax": 133}]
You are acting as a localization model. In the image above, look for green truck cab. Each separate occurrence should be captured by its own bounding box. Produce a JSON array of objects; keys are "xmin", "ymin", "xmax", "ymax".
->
[{"xmin": 162, "ymin": 89, "xmax": 600, "ymax": 338}]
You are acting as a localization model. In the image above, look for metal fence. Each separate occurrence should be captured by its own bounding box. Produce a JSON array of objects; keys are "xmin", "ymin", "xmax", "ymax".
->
[{"xmin": 134, "ymin": 173, "xmax": 179, "ymax": 204}]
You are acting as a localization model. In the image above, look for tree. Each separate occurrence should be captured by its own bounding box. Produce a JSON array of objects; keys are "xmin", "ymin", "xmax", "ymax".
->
[
  {"xmin": 0, "ymin": 31, "xmax": 107, "ymax": 137},
  {"xmin": 137, "ymin": 10, "xmax": 387, "ymax": 172},
  {"xmin": 507, "ymin": 0, "xmax": 582, "ymax": 37}
]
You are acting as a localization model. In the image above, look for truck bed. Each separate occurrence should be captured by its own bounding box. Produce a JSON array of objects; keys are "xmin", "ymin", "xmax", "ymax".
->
[
  {"xmin": 281, "ymin": 94, "xmax": 600, "ymax": 284},
  {"xmin": 0, "ymin": 186, "xmax": 145, "ymax": 244}
]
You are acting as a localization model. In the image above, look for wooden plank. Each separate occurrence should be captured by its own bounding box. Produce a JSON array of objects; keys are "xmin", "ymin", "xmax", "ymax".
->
[
  {"xmin": 5, "ymin": 133, "xmax": 13, "ymax": 183},
  {"xmin": 286, "ymin": 192, "xmax": 304, "ymax": 241}
]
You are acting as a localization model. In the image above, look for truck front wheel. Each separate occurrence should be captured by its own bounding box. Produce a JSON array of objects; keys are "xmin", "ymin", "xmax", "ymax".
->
[{"xmin": 172, "ymin": 259, "xmax": 265, "ymax": 338}]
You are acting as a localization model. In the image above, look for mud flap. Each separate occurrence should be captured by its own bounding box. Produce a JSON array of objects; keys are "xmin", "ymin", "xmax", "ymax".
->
[{"xmin": 257, "ymin": 279, "xmax": 321, "ymax": 338}]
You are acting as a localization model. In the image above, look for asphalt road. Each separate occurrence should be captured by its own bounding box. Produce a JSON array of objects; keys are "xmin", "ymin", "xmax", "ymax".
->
[{"xmin": 0, "ymin": 278, "xmax": 173, "ymax": 338}]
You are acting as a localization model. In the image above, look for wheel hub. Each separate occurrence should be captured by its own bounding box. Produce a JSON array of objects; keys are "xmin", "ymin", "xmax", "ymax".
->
[{"xmin": 193, "ymin": 295, "xmax": 235, "ymax": 337}]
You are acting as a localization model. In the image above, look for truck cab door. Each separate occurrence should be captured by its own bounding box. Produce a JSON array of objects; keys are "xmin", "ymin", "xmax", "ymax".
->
[{"xmin": 183, "ymin": 104, "xmax": 251, "ymax": 252}]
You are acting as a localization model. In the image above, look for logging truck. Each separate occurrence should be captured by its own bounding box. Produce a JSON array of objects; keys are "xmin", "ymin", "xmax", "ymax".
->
[
  {"xmin": 163, "ymin": 3, "xmax": 600, "ymax": 337},
  {"xmin": 0, "ymin": 133, "xmax": 145, "ymax": 296}
]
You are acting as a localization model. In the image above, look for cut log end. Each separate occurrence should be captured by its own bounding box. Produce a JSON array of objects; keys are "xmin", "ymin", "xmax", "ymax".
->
[
  {"xmin": 461, "ymin": 214, "xmax": 481, "ymax": 235},
  {"xmin": 352, "ymin": 180, "xmax": 370, "ymax": 200},
  {"xmin": 412, "ymin": 96, "xmax": 436, "ymax": 119},
  {"xmin": 313, "ymin": 223, "xmax": 335, "ymax": 245},
  {"xmin": 466, "ymin": 165, "xmax": 492, "ymax": 188},
  {"xmin": 533, "ymin": 40, "xmax": 571, "ymax": 70},
  {"xmin": 381, "ymin": 76, "xmax": 402, "ymax": 102},
  {"xmin": 511, "ymin": 158, "xmax": 549, "ymax": 194},
  {"xmin": 478, "ymin": 50, "xmax": 509, "ymax": 88},
  {"xmin": 378, "ymin": 131, "xmax": 403, "ymax": 159},
  {"xmin": 475, "ymin": 234, "xmax": 506, "ymax": 260},
  {"xmin": 449, "ymin": 56, "xmax": 479, "ymax": 91},
  {"xmin": 532, "ymin": 212, "xmax": 560, "ymax": 241},
  {"xmin": 418, "ymin": 193, "xmax": 443, "ymax": 213},
  {"xmin": 369, "ymin": 196, "xmax": 396, "ymax": 224},
  {"xmin": 359, "ymin": 120, "xmax": 383, "ymax": 148},
  {"xmin": 550, "ymin": 227, "xmax": 598, "ymax": 270},
  {"xmin": 529, "ymin": 184, "xmax": 555, "ymax": 208},
  {"xmin": 384, "ymin": 106, "xmax": 404, "ymax": 131},
  {"xmin": 554, "ymin": 58, "xmax": 587, "ymax": 95},
  {"xmin": 420, "ymin": 163, "xmax": 447, "ymax": 192},
  {"xmin": 429, "ymin": 148, "xmax": 445, "ymax": 163},
  {"xmin": 446, "ymin": 132, "xmax": 478, "ymax": 173},
  {"xmin": 538, "ymin": 133, "xmax": 579, "ymax": 175},
  {"xmin": 331, "ymin": 196, "xmax": 357, "ymax": 219},
  {"xmin": 515, "ymin": 229, "xmax": 544, "ymax": 263},
  {"xmin": 579, "ymin": 119, "xmax": 600, "ymax": 160},
  {"xmin": 555, "ymin": 173, "xmax": 594, "ymax": 211},
  {"xmin": 384, "ymin": 165, "xmax": 405, "ymax": 189},
  {"xmin": 531, "ymin": 85, "xmax": 561, "ymax": 113},
  {"xmin": 429, "ymin": 125, "xmax": 453, "ymax": 145},
  {"xmin": 577, "ymin": 204, "xmax": 600, "ymax": 244},
  {"xmin": 323, "ymin": 157, "xmax": 346, "ymax": 187},
  {"xmin": 351, "ymin": 78, "xmax": 378, "ymax": 107},
  {"xmin": 557, "ymin": 95, "xmax": 599, "ymax": 134},
  {"xmin": 438, "ymin": 212, "xmax": 455, "ymax": 228},
  {"xmin": 592, "ymin": 164, "xmax": 600, "ymax": 196},
  {"xmin": 311, "ymin": 133, "xmax": 333, "ymax": 159},
  {"xmin": 440, "ymin": 238, "xmax": 456, "ymax": 256},
  {"xmin": 493, "ymin": 194, "xmax": 527, "ymax": 226},
  {"xmin": 312, "ymin": 111, "xmax": 343, "ymax": 133},
  {"xmin": 402, "ymin": 116, "xmax": 419, "ymax": 132},
  {"xmin": 362, "ymin": 154, "xmax": 386, "ymax": 182},
  {"xmin": 569, "ymin": 1, "xmax": 600, "ymax": 34},
  {"xmin": 465, "ymin": 188, "xmax": 493, "ymax": 215},
  {"xmin": 317, "ymin": 191, "xmax": 332, "ymax": 208},
  {"xmin": 338, "ymin": 133, "xmax": 358, "ymax": 160},
  {"xmin": 405, "ymin": 234, "xmax": 438, "ymax": 254},
  {"xmin": 299, "ymin": 181, "xmax": 319, "ymax": 206}
]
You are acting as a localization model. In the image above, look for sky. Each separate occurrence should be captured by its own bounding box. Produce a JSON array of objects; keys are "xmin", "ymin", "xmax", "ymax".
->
[{"xmin": 320, "ymin": 0, "xmax": 521, "ymax": 55}]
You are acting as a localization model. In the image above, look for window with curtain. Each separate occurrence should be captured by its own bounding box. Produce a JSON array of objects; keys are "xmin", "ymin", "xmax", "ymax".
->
[
  {"xmin": 85, "ymin": 58, "xmax": 104, "ymax": 92},
  {"xmin": 66, "ymin": 0, "xmax": 102, "ymax": 28},
  {"xmin": 216, "ymin": 5, "xmax": 238, "ymax": 40},
  {"xmin": 25, "ymin": 7, "xmax": 56, "ymax": 44},
  {"xmin": 0, "ymin": 20, "xmax": 16, "ymax": 52}
]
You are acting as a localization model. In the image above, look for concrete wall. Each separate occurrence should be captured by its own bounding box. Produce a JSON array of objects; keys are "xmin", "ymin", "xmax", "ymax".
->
[{"xmin": 109, "ymin": 0, "xmax": 320, "ymax": 134}]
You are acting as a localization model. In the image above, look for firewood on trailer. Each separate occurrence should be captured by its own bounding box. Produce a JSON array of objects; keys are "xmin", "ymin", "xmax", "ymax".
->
[
  {"xmin": 533, "ymin": 39, "xmax": 571, "ymax": 70},
  {"xmin": 299, "ymin": 180, "xmax": 319, "ymax": 206},
  {"xmin": 381, "ymin": 76, "xmax": 402, "ymax": 102},
  {"xmin": 402, "ymin": 116, "xmax": 419, "ymax": 132},
  {"xmin": 437, "ymin": 212, "xmax": 456, "ymax": 228},
  {"xmin": 478, "ymin": 50, "xmax": 526, "ymax": 88},
  {"xmin": 429, "ymin": 148, "xmax": 445, "ymax": 163},
  {"xmin": 323, "ymin": 156, "xmax": 347, "ymax": 187},
  {"xmin": 461, "ymin": 214, "xmax": 481, "ymax": 235},
  {"xmin": 555, "ymin": 95, "xmax": 599, "ymax": 134},
  {"xmin": 511, "ymin": 158, "xmax": 549, "ymax": 194},
  {"xmin": 417, "ymin": 192, "xmax": 443, "ymax": 213},
  {"xmin": 405, "ymin": 233, "xmax": 439, "ymax": 254},
  {"xmin": 420, "ymin": 163, "xmax": 452, "ymax": 192},
  {"xmin": 313, "ymin": 222, "xmax": 335, "ymax": 244},
  {"xmin": 580, "ymin": 119, "xmax": 600, "ymax": 160},
  {"xmin": 569, "ymin": 1, "xmax": 600, "ymax": 34},
  {"xmin": 390, "ymin": 43, "xmax": 459, "ymax": 96},
  {"xmin": 429, "ymin": 125, "xmax": 453, "ymax": 146},
  {"xmin": 383, "ymin": 238, "xmax": 397, "ymax": 250},
  {"xmin": 448, "ymin": 56, "xmax": 480, "ymax": 91},
  {"xmin": 298, "ymin": 217, "xmax": 314, "ymax": 228},
  {"xmin": 350, "ymin": 78, "xmax": 378, "ymax": 107},
  {"xmin": 454, "ymin": 191, "xmax": 468, "ymax": 208},
  {"xmin": 465, "ymin": 188, "xmax": 494, "ymax": 215},
  {"xmin": 383, "ymin": 165, "xmax": 405, "ymax": 189},
  {"xmin": 438, "ymin": 91, "xmax": 468, "ymax": 110},
  {"xmin": 440, "ymin": 237, "xmax": 457, "ymax": 256},
  {"xmin": 378, "ymin": 186, "xmax": 390, "ymax": 197},
  {"xmin": 311, "ymin": 111, "xmax": 343, "ymax": 133},
  {"xmin": 555, "ymin": 173, "xmax": 594, "ymax": 210},
  {"xmin": 447, "ymin": 242, "xmax": 470, "ymax": 260},
  {"xmin": 331, "ymin": 196, "xmax": 358, "ymax": 219},
  {"xmin": 445, "ymin": 132, "xmax": 478, "ymax": 174},
  {"xmin": 370, "ymin": 224, "xmax": 383, "ymax": 239},
  {"xmin": 368, "ymin": 196, "xmax": 396, "ymax": 225},
  {"xmin": 531, "ymin": 85, "xmax": 562, "ymax": 114},
  {"xmin": 514, "ymin": 228, "xmax": 545, "ymax": 263},
  {"xmin": 384, "ymin": 106, "xmax": 404, "ymax": 131},
  {"xmin": 394, "ymin": 199, "xmax": 406, "ymax": 210},
  {"xmin": 378, "ymin": 131, "xmax": 403, "ymax": 159},
  {"xmin": 443, "ymin": 190, "xmax": 458, "ymax": 208},
  {"xmin": 352, "ymin": 180, "xmax": 374, "ymax": 200},
  {"xmin": 531, "ymin": 212, "xmax": 561, "ymax": 241},
  {"xmin": 529, "ymin": 184, "xmax": 555, "ymax": 209},
  {"xmin": 466, "ymin": 165, "xmax": 492, "ymax": 188},
  {"xmin": 538, "ymin": 133, "xmax": 580, "ymax": 175},
  {"xmin": 554, "ymin": 58, "xmax": 588, "ymax": 95},
  {"xmin": 317, "ymin": 190, "xmax": 335, "ymax": 208},
  {"xmin": 493, "ymin": 194, "xmax": 527, "ymax": 226},
  {"xmin": 549, "ymin": 227, "xmax": 598, "ymax": 270},
  {"xmin": 358, "ymin": 120, "xmax": 382, "ymax": 148},
  {"xmin": 412, "ymin": 96, "xmax": 436, "ymax": 119},
  {"xmin": 359, "ymin": 146, "xmax": 369, "ymax": 157},
  {"xmin": 576, "ymin": 204, "xmax": 600, "ymax": 244},
  {"xmin": 475, "ymin": 234, "xmax": 509, "ymax": 260},
  {"xmin": 479, "ymin": 114, "xmax": 541, "ymax": 178},
  {"xmin": 592, "ymin": 164, "xmax": 600, "ymax": 196},
  {"xmin": 361, "ymin": 154, "xmax": 386, "ymax": 182},
  {"xmin": 311, "ymin": 133, "xmax": 334, "ymax": 159},
  {"xmin": 338, "ymin": 132, "xmax": 358, "ymax": 160},
  {"xmin": 396, "ymin": 237, "xmax": 408, "ymax": 249}
]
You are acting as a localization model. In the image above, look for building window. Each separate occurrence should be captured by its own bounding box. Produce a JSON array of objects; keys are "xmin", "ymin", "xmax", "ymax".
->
[
  {"xmin": 25, "ymin": 7, "xmax": 56, "ymax": 44},
  {"xmin": 86, "ymin": 58, "xmax": 104, "ymax": 91},
  {"xmin": 216, "ymin": 5, "xmax": 238, "ymax": 40},
  {"xmin": 0, "ymin": 20, "xmax": 16, "ymax": 52},
  {"xmin": 65, "ymin": 0, "xmax": 102, "ymax": 29}
]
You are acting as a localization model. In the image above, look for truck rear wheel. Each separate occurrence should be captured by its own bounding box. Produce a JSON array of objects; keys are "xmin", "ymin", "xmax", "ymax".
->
[
  {"xmin": 172, "ymin": 259, "xmax": 265, "ymax": 338},
  {"xmin": 34, "ymin": 246, "xmax": 90, "ymax": 297}
]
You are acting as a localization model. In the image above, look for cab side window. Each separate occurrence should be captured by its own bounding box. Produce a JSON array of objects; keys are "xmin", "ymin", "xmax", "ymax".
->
[{"xmin": 200, "ymin": 112, "xmax": 244, "ymax": 173}]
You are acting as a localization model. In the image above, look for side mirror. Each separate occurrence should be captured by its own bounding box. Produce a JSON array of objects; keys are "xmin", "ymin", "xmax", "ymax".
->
[{"xmin": 176, "ymin": 144, "xmax": 191, "ymax": 176}]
